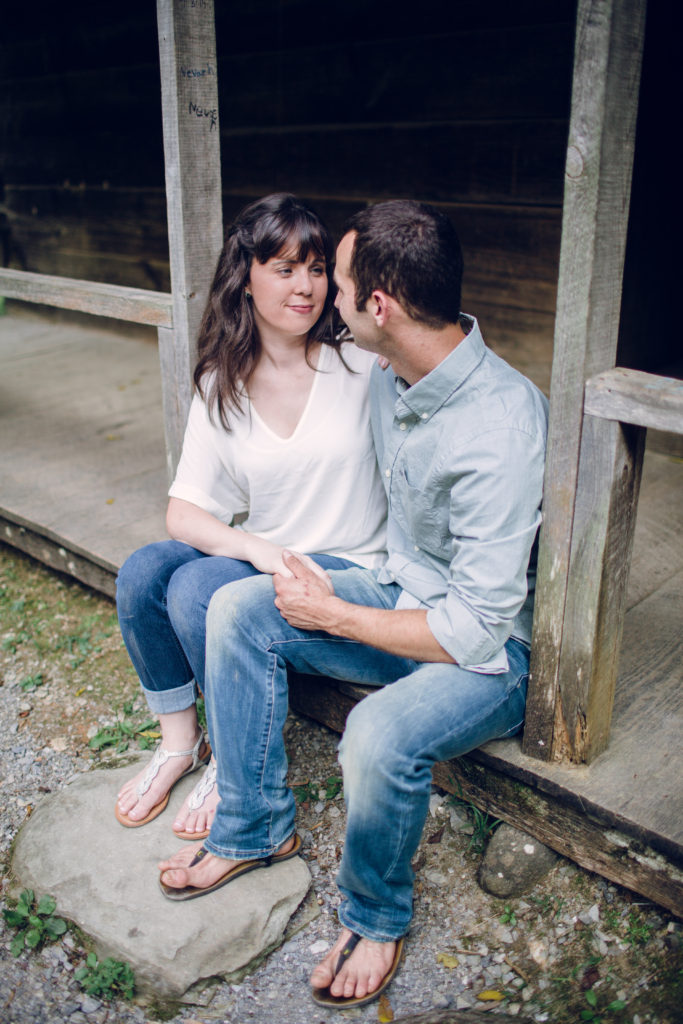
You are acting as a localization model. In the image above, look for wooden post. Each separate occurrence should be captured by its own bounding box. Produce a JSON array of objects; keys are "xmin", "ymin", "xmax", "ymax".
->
[
  {"xmin": 157, "ymin": 0, "xmax": 223, "ymax": 477},
  {"xmin": 522, "ymin": 0, "xmax": 647, "ymax": 762}
]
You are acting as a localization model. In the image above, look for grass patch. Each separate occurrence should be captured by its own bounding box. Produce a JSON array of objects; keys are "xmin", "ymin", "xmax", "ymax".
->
[
  {"xmin": 3, "ymin": 889, "xmax": 67, "ymax": 957},
  {"xmin": 75, "ymin": 953, "xmax": 136, "ymax": 1001}
]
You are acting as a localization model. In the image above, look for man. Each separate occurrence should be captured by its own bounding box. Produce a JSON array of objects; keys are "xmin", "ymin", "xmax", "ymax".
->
[{"xmin": 159, "ymin": 200, "xmax": 548, "ymax": 1009}]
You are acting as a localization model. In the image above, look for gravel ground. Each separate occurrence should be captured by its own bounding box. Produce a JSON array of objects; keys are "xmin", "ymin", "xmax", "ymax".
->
[{"xmin": 0, "ymin": 545, "xmax": 681, "ymax": 1024}]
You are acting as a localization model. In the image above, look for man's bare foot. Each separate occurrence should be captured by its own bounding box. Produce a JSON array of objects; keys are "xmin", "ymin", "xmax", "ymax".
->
[
  {"xmin": 158, "ymin": 834, "xmax": 298, "ymax": 891},
  {"xmin": 310, "ymin": 928, "xmax": 399, "ymax": 1003},
  {"xmin": 116, "ymin": 729, "xmax": 208, "ymax": 825},
  {"xmin": 172, "ymin": 757, "xmax": 219, "ymax": 838}
]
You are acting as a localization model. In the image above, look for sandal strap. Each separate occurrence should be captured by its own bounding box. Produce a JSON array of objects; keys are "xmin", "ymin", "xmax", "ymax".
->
[
  {"xmin": 187, "ymin": 759, "xmax": 217, "ymax": 811},
  {"xmin": 334, "ymin": 932, "xmax": 362, "ymax": 977},
  {"xmin": 135, "ymin": 732, "xmax": 206, "ymax": 798}
]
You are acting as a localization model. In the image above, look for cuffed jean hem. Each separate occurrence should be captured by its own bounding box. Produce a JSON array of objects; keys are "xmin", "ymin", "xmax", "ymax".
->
[
  {"xmin": 337, "ymin": 902, "xmax": 408, "ymax": 943},
  {"xmin": 141, "ymin": 679, "xmax": 197, "ymax": 715},
  {"xmin": 203, "ymin": 830, "xmax": 295, "ymax": 861}
]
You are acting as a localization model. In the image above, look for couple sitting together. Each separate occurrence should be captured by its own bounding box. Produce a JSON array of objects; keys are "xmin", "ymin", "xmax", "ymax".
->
[{"xmin": 114, "ymin": 193, "xmax": 548, "ymax": 1009}]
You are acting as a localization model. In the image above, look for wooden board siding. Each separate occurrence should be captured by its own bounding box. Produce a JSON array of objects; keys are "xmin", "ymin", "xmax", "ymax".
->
[{"xmin": 1, "ymin": 2, "xmax": 576, "ymax": 359}]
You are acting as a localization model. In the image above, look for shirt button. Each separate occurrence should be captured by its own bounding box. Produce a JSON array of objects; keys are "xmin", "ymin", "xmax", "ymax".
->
[
  {"xmin": 385, "ymin": 469, "xmax": 391, "ymax": 477},
  {"xmin": 414, "ymin": 545, "xmax": 419, "ymax": 551},
  {"xmin": 421, "ymin": 413, "xmax": 428, "ymax": 420},
  {"xmin": 399, "ymin": 423, "xmax": 406, "ymax": 430}
]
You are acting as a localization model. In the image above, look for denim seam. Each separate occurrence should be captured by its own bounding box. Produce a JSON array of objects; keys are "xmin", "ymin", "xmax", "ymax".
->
[{"xmin": 260, "ymin": 650, "xmax": 278, "ymax": 848}]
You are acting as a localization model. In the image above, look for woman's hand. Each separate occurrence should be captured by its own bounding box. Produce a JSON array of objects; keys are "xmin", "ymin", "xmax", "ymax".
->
[
  {"xmin": 167, "ymin": 499, "xmax": 332, "ymax": 583},
  {"xmin": 243, "ymin": 534, "xmax": 333, "ymax": 584}
]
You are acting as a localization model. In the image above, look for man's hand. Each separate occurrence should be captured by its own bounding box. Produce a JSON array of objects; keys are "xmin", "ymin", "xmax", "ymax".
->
[
  {"xmin": 242, "ymin": 535, "xmax": 332, "ymax": 583},
  {"xmin": 273, "ymin": 551, "xmax": 336, "ymax": 630}
]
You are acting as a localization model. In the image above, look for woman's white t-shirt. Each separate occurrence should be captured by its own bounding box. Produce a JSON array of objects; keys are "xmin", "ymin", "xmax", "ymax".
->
[{"xmin": 169, "ymin": 342, "xmax": 387, "ymax": 569}]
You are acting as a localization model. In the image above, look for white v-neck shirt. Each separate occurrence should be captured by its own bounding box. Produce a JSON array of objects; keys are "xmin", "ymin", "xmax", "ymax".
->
[{"xmin": 169, "ymin": 342, "xmax": 387, "ymax": 569}]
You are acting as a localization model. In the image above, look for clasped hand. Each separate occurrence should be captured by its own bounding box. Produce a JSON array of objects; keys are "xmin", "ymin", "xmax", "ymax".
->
[{"xmin": 273, "ymin": 551, "xmax": 336, "ymax": 631}]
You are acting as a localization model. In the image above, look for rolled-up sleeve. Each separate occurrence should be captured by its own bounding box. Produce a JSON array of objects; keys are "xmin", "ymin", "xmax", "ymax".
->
[{"xmin": 426, "ymin": 426, "xmax": 545, "ymax": 671}]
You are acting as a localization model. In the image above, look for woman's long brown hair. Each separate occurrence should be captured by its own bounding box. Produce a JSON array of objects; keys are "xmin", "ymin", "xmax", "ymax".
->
[{"xmin": 193, "ymin": 193, "xmax": 339, "ymax": 430}]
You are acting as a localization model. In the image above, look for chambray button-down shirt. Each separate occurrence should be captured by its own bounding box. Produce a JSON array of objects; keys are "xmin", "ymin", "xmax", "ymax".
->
[{"xmin": 370, "ymin": 316, "xmax": 548, "ymax": 673}]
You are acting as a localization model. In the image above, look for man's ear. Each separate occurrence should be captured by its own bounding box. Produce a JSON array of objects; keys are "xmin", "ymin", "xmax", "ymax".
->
[{"xmin": 369, "ymin": 289, "xmax": 392, "ymax": 327}]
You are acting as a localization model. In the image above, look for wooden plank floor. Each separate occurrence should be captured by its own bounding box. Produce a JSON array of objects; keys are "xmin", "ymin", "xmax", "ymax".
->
[
  {"xmin": 2, "ymin": 307, "xmax": 681, "ymax": 910},
  {"xmin": 0, "ymin": 308, "xmax": 168, "ymax": 594}
]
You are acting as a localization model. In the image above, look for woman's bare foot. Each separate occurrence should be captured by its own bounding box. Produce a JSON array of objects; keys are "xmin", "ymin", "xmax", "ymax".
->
[
  {"xmin": 116, "ymin": 709, "xmax": 206, "ymax": 825},
  {"xmin": 172, "ymin": 757, "xmax": 219, "ymax": 838},
  {"xmin": 158, "ymin": 834, "xmax": 297, "ymax": 891},
  {"xmin": 310, "ymin": 929, "xmax": 398, "ymax": 1003}
]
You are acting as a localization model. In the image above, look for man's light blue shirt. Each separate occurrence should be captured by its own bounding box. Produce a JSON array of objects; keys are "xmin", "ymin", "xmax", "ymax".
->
[{"xmin": 370, "ymin": 315, "xmax": 548, "ymax": 673}]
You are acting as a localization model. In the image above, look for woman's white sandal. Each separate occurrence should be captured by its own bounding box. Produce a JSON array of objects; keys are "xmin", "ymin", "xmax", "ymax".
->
[
  {"xmin": 115, "ymin": 732, "xmax": 211, "ymax": 828},
  {"xmin": 173, "ymin": 758, "xmax": 218, "ymax": 840}
]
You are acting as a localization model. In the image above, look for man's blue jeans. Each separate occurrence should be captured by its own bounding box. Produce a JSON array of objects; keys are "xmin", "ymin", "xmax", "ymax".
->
[
  {"xmin": 115, "ymin": 540, "xmax": 357, "ymax": 714},
  {"xmin": 203, "ymin": 567, "xmax": 529, "ymax": 941}
]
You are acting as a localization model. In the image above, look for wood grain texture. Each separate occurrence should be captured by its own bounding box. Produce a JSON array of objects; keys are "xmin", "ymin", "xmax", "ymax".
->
[
  {"xmin": 555, "ymin": 417, "xmax": 645, "ymax": 761},
  {"xmin": 524, "ymin": 0, "xmax": 647, "ymax": 762},
  {"xmin": 585, "ymin": 368, "xmax": 683, "ymax": 433},
  {"xmin": 0, "ymin": 513, "xmax": 117, "ymax": 599},
  {"xmin": 0, "ymin": 269, "xmax": 172, "ymax": 327},
  {"xmin": 157, "ymin": 0, "xmax": 224, "ymax": 473},
  {"xmin": 0, "ymin": 313, "xmax": 168, "ymax": 570}
]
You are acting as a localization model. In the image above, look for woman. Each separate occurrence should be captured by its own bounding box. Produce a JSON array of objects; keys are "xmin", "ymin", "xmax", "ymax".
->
[{"xmin": 115, "ymin": 194, "xmax": 387, "ymax": 838}]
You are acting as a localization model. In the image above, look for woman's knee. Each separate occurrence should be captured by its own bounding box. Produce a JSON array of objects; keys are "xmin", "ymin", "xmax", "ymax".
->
[{"xmin": 117, "ymin": 543, "xmax": 171, "ymax": 615}]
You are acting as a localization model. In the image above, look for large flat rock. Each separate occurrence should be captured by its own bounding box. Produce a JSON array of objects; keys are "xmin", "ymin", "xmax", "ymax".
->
[{"xmin": 11, "ymin": 758, "xmax": 311, "ymax": 999}]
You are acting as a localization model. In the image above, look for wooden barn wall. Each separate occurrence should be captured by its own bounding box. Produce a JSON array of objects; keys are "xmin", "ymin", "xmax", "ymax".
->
[{"xmin": 1, "ymin": 1, "xmax": 579, "ymax": 363}]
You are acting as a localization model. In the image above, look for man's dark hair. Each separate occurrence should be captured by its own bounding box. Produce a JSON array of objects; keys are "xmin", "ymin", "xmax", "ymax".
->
[{"xmin": 345, "ymin": 200, "xmax": 463, "ymax": 329}]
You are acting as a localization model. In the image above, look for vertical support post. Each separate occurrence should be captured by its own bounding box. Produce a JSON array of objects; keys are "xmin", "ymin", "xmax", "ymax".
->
[
  {"xmin": 157, "ymin": 0, "xmax": 223, "ymax": 478},
  {"xmin": 522, "ymin": 0, "xmax": 646, "ymax": 762}
]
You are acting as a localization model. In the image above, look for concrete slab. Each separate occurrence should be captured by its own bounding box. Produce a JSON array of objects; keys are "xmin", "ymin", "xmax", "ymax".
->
[{"xmin": 11, "ymin": 757, "xmax": 312, "ymax": 1000}]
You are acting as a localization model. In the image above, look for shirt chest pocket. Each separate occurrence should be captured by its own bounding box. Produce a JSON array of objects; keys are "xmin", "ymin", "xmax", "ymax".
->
[{"xmin": 396, "ymin": 478, "xmax": 452, "ymax": 557}]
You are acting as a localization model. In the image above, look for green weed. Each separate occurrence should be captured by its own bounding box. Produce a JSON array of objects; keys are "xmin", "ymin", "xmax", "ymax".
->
[
  {"xmin": 196, "ymin": 695, "xmax": 207, "ymax": 733},
  {"xmin": 19, "ymin": 672, "xmax": 45, "ymax": 692},
  {"xmin": 624, "ymin": 910, "xmax": 651, "ymax": 947},
  {"xmin": 445, "ymin": 774, "xmax": 501, "ymax": 853},
  {"xmin": 88, "ymin": 707, "xmax": 159, "ymax": 753},
  {"xmin": 75, "ymin": 952, "xmax": 136, "ymax": 1001},
  {"xmin": 323, "ymin": 775, "xmax": 343, "ymax": 800},
  {"xmin": 580, "ymin": 988, "xmax": 627, "ymax": 1022},
  {"xmin": 292, "ymin": 780, "xmax": 318, "ymax": 804},
  {"xmin": 2, "ymin": 889, "xmax": 67, "ymax": 957},
  {"xmin": 531, "ymin": 892, "xmax": 566, "ymax": 919},
  {"xmin": 467, "ymin": 804, "xmax": 501, "ymax": 854},
  {"xmin": 499, "ymin": 904, "xmax": 517, "ymax": 926}
]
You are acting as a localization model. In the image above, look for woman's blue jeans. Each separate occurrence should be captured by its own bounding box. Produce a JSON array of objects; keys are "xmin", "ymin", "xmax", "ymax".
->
[
  {"xmin": 202, "ymin": 567, "xmax": 529, "ymax": 942},
  {"xmin": 115, "ymin": 540, "xmax": 357, "ymax": 715}
]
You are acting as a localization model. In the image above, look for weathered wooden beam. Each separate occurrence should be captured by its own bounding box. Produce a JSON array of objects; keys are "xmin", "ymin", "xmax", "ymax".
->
[
  {"xmin": 585, "ymin": 368, "xmax": 683, "ymax": 434},
  {"xmin": 0, "ymin": 269, "xmax": 172, "ymax": 327},
  {"xmin": 287, "ymin": 677, "xmax": 683, "ymax": 917},
  {"xmin": 157, "ymin": 0, "xmax": 224, "ymax": 475},
  {"xmin": 0, "ymin": 512, "xmax": 116, "ymax": 599},
  {"xmin": 553, "ymin": 418, "xmax": 645, "ymax": 761},
  {"xmin": 524, "ymin": 0, "xmax": 647, "ymax": 762},
  {"xmin": 439, "ymin": 754, "xmax": 683, "ymax": 918}
]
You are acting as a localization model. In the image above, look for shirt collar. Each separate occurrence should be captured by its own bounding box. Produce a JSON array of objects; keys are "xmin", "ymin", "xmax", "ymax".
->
[{"xmin": 393, "ymin": 315, "xmax": 486, "ymax": 422}]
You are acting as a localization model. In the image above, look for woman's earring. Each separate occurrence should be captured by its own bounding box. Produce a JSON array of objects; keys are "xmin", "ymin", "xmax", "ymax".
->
[{"xmin": 245, "ymin": 290, "xmax": 252, "ymax": 299}]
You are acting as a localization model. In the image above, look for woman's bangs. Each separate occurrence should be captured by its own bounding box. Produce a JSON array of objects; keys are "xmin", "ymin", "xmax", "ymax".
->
[{"xmin": 256, "ymin": 212, "xmax": 329, "ymax": 265}]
